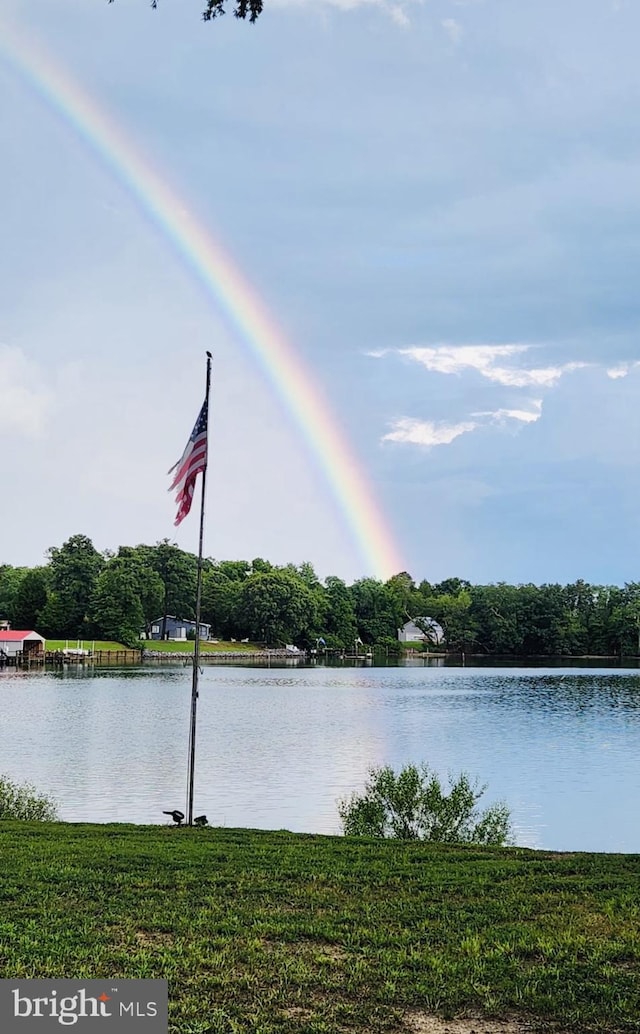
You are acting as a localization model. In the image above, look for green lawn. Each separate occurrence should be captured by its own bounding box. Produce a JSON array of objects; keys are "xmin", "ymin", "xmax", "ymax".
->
[
  {"xmin": 0, "ymin": 824, "xmax": 638, "ymax": 1033},
  {"xmin": 44, "ymin": 640, "xmax": 262, "ymax": 654},
  {"xmin": 144, "ymin": 640, "xmax": 262, "ymax": 654},
  {"xmin": 45, "ymin": 640, "xmax": 131, "ymax": 653}
]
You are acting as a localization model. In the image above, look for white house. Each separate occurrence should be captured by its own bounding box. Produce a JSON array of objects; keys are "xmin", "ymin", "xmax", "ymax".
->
[
  {"xmin": 0, "ymin": 630, "xmax": 46, "ymax": 659},
  {"xmin": 397, "ymin": 618, "xmax": 444, "ymax": 645}
]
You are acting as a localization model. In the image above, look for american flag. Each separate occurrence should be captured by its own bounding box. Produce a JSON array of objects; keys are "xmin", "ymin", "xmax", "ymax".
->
[{"xmin": 168, "ymin": 400, "xmax": 208, "ymax": 526}]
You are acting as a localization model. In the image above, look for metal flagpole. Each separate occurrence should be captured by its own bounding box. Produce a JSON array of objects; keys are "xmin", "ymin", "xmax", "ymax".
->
[{"xmin": 186, "ymin": 351, "xmax": 212, "ymax": 827}]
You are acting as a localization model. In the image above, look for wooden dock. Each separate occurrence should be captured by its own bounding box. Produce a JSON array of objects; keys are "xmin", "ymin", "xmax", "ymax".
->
[{"xmin": 1, "ymin": 648, "xmax": 309, "ymax": 669}]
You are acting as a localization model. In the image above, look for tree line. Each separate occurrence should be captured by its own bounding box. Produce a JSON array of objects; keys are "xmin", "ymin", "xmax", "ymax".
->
[{"xmin": 2, "ymin": 533, "xmax": 640, "ymax": 656}]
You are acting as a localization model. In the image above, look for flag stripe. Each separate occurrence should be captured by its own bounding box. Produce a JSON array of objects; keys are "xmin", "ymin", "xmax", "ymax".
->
[
  {"xmin": 168, "ymin": 399, "xmax": 208, "ymax": 526},
  {"xmin": 172, "ymin": 459, "xmax": 207, "ymax": 503},
  {"xmin": 171, "ymin": 450, "xmax": 207, "ymax": 494},
  {"xmin": 169, "ymin": 436, "xmax": 207, "ymax": 491},
  {"xmin": 174, "ymin": 476, "xmax": 197, "ymax": 526}
]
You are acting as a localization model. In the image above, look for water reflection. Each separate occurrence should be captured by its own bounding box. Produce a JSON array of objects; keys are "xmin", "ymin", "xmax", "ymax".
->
[{"xmin": 1, "ymin": 664, "xmax": 639, "ymax": 852}]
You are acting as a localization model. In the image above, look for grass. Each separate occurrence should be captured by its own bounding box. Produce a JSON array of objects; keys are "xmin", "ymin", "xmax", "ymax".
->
[
  {"xmin": 45, "ymin": 640, "xmax": 131, "ymax": 652},
  {"xmin": 145, "ymin": 640, "xmax": 262, "ymax": 654},
  {"xmin": 0, "ymin": 824, "xmax": 639, "ymax": 1033},
  {"xmin": 44, "ymin": 640, "xmax": 262, "ymax": 654}
]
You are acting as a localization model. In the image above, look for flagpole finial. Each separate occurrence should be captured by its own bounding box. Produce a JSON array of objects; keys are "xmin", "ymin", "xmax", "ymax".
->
[{"xmin": 206, "ymin": 351, "xmax": 212, "ymax": 359}]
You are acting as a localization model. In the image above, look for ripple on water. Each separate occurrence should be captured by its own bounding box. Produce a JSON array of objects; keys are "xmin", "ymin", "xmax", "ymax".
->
[{"xmin": 0, "ymin": 664, "xmax": 639, "ymax": 850}]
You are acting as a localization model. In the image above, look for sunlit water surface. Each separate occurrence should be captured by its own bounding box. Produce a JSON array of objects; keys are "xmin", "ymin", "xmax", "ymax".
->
[{"xmin": 1, "ymin": 663, "xmax": 639, "ymax": 851}]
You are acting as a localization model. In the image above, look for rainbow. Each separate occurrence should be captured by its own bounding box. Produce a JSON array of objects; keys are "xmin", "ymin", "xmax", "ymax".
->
[{"xmin": 0, "ymin": 16, "xmax": 405, "ymax": 580}]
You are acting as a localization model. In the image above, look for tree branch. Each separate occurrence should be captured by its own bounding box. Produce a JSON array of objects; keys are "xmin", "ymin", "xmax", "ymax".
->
[{"xmin": 107, "ymin": 1, "xmax": 264, "ymax": 21}]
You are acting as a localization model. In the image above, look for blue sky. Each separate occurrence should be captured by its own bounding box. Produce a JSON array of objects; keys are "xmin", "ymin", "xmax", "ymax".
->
[{"xmin": 2, "ymin": 0, "xmax": 640, "ymax": 585}]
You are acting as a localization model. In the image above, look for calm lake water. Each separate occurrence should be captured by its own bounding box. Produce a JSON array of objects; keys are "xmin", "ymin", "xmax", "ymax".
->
[{"xmin": 1, "ymin": 662, "xmax": 639, "ymax": 852}]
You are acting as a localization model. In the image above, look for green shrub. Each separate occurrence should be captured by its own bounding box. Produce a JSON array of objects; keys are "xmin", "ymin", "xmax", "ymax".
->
[
  {"xmin": 375, "ymin": 637, "xmax": 402, "ymax": 657},
  {"xmin": 0, "ymin": 775, "xmax": 58, "ymax": 821},
  {"xmin": 338, "ymin": 763, "xmax": 512, "ymax": 845}
]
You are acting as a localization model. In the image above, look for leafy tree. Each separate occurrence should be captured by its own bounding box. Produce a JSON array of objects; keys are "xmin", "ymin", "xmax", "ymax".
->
[
  {"xmin": 410, "ymin": 617, "xmax": 442, "ymax": 651},
  {"xmin": 283, "ymin": 565, "xmax": 327, "ymax": 648},
  {"xmin": 469, "ymin": 583, "xmax": 521, "ymax": 654},
  {"xmin": 324, "ymin": 576, "xmax": 358, "ymax": 650},
  {"xmin": 251, "ymin": 557, "xmax": 273, "ymax": 575},
  {"xmin": 108, "ymin": 0, "xmax": 264, "ymax": 22},
  {"xmin": 215, "ymin": 560, "xmax": 251, "ymax": 583},
  {"xmin": 607, "ymin": 583, "xmax": 640, "ymax": 656},
  {"xmin": 201, "ymin": 569, "xmax": 242, "ymax": 638},
  {"xmin": 385, "ymin": 571, "xmax": 426, "ymax": 631},
  {"xmin": 559, "ymin": 609, "xmax": 589, "ymax": 655},
  {"xmin": 91, "ymin": 563, "xmax": 146, "ymax": 647},
  {"xmin": 47, "ymin": 534, "xmax": 105, "ymax": 638},
  {"xmin": 560, "ymin": 579, "xmax": 595, "ymax": 654},
  {"xmin": 376, "ymin": 635, "xmax": 403, "ymax": 658},
  {"xmin": 338, "ymin": 763, "xmax": 512, "ymax": 845},
  {"xmin": 428, "ymin": 590, "xmax": 478, "ymax": 653},
  {"xmin": 147, "ymin": 540, "xmax": 197, "ymax": 638},
  {"xmin": 532, "ymin": 583, "xmax": 574, "ymax": 656},
  {"xmin": 433, "ymin": 577, "xmax": 471, "ymax": 597},
  {"xmin": 37, "ymin": 592, "xmax": 70, "ymax": 640},
  {"xmin": 12, "ymin": 569, "xmax": 49, "ymax": 631},
  {"xmin": 349, "ymin": 578, "xmax": 398, "ymax": 644},
  {"xmin": 238, "ymin": 570, "xmax": 317, "ymax": 645},
  {"xmin": 283, "ymin": 561, "xmax": 322, "ymax": 591},
  {"xmin": 113, "ymin": 546, "xmax": 164, "ymax": 638},
  {"xmin": 0, "ymin": 565, "xmax": 29, "ymax": 626},
  {"xmin": 11, "ymin": 536, "xmax": 640, "ymax": 660},
  {"xmin": 0, "ymin": 775, "xmax": 58, "ymax": 821},
  {"xmin": 299, "ymin": 561, "xmax": 321, "ymax": 588},
  {"xmin": 75, "ymin": 545, "xmax": 166, "ymax": 644}
]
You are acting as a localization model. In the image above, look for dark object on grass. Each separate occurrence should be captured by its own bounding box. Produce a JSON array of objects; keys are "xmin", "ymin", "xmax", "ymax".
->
[
  {"xmin": 194, "ymin": 814, "xmax": 208, "ymax": 827},
  {"xmin": 163, "ymin": 809, "xmax": 185, "ymax": 825}
]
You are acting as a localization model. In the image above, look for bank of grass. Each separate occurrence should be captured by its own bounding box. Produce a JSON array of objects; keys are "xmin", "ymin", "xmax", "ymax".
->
[
  {"xmin": 45, "ymin": 640, "xmax": 131, "ymax": 653},
  {"xmin": 145, "ymin": 639, "xmax": 261, "ymax": 654},
  {"xmin": 0, "ymin": 824, "xmax": 639, "ymax": 1033},
  {"xmin": 44, "ymin": 639, "xmax": 261, "ymax": 654}
]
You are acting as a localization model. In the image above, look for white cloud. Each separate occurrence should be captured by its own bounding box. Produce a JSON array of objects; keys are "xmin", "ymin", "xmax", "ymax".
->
[
  {"xmin": 606, "ymin": 363, "xmax": 640, "ymax": 379},
  {"xmin": 383, "ymin": 417, "xmax": 477, "ymax": 447},
  {"xmin": 272, "ymin": 0, "xmax": 416, "ymax": 23},
  {"xmin": 441, "ymin": 18, "xmax": 463, "ymax": 45},
  {"xmin": 389, "ymin": 5, "xmax": 411, "ymax": 27},
  {"xmin": 400, "ymin": 344, "xmax": 526, "ymax": 377},
  {"xmin": 398, "ymin": 344, "xmax": 587, "ymax": 388},
  {"xmin": 492, "ymin": 361, "xmax": 587, "ymax": 388},
  {"xmin": 474, "ymin": 399, "xmax": 544, "ymax": 424},
  {"xmin": 384, "ymin": 400, "xmax": 544, "ymax": 449},
  {"xmin": 375, "ymin": 345, "xmax": 640, "ymax": 451},
  {"xmin": 0, "ymin": 345, "xmax": 53, "ymax": 437}
]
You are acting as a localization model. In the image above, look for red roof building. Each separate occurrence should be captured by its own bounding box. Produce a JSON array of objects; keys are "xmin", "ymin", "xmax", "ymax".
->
[{"xmin": 0, "ymin": 630, "xmax": 45, "ymax": 657}]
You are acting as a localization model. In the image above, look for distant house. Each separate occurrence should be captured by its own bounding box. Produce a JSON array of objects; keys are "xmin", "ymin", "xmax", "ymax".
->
[
  {"xmin": 147, "ymin": 616, "xmax": 211, "ymax": 641},
  {"xmin": 0, "ymin": 630, "xmax": 46, "ymax": 659},
  {"xmin": 397, "ymin": 618, "xmax": 444, "ymax": 645}
]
